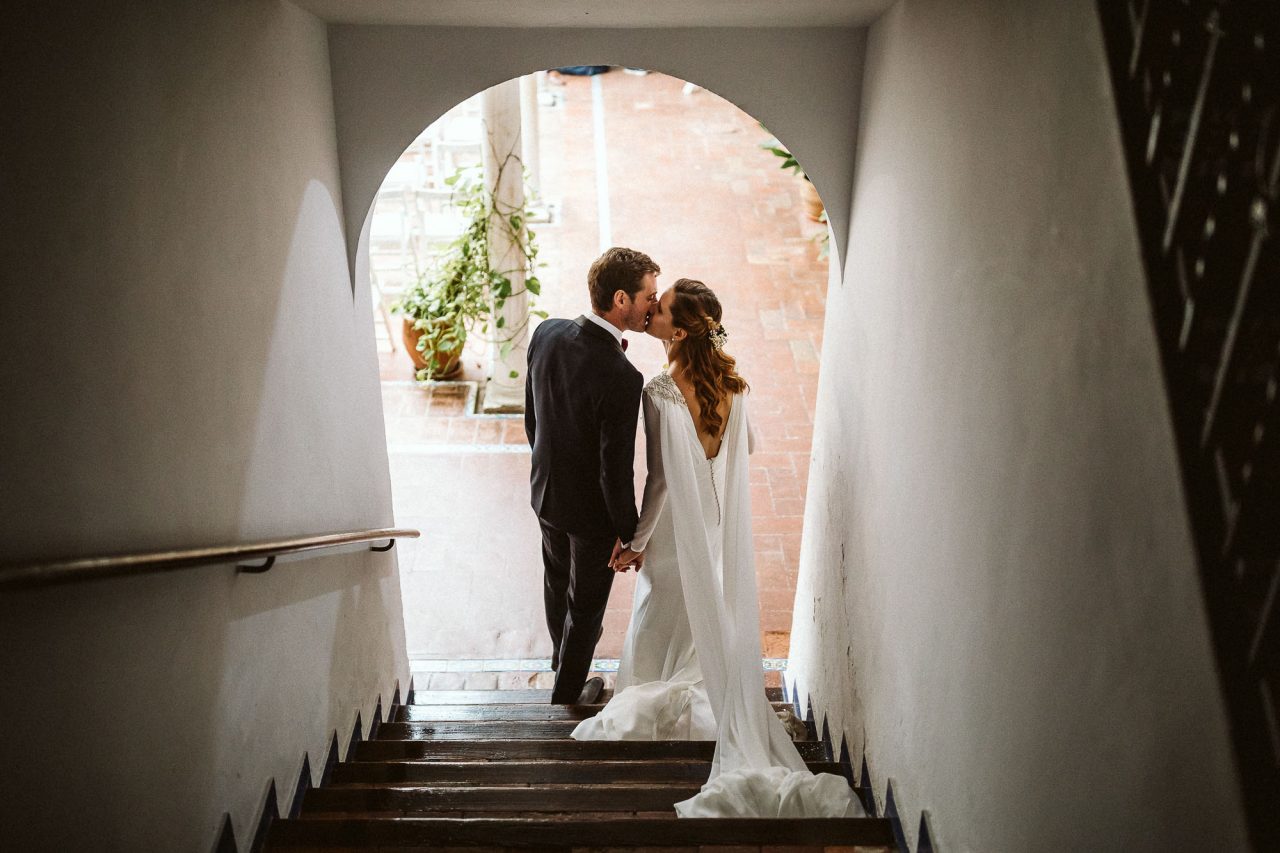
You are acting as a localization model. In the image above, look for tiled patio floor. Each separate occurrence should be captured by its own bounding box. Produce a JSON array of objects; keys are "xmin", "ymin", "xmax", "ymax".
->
[{"xmin": 379, "ymin": 70, "xmax": 829, "ymax": 664}]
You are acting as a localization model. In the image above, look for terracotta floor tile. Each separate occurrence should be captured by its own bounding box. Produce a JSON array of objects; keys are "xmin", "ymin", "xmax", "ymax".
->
[
  {"xmin": 773, "ymin": 498, "xmax": 806, "ymax": 518},
  {"xmin": 768, "ymin": 482, "xmax": 803, "ymax": 502},
  {"xmin": 781, "ymin": 534, "xmax": 805, "ymax": 565},
  {"xmin": 418, "ymin": 418, "xmax": 453, "ymax": 443},
  {"xmin": 760, "ymin": 610, "xmax": 794, "ymax": 633},
  {"xmin": 753, "ymin": 534, "xmax": 785, "ymax": 555},
  {"xmin": 754, "ymin": 515, "xmax": 804, "ymax": 536},
  {"xmin": 501, "ymin": 419, "xmax": 529, "ymax": 445},
  {"xmin": 750, "ymin": 484, "xmax": 774, "ymax": 511},
  {"xmin": 473, "ymin": 418, "xmax": 505, "ymax": 445},
  {"xmin": 497, "ymin": 671, "xmax": 529, "ymax": 689},
  {"xmin": 756, "ymin": 559, "xmax": 790, "ymax": 583},
  {"xmin": 445, "ymin": 418, "xmax": 478, "ymax": 444},
  {"xmin": 762, "ymin": 631, "xmax": 792, "ymax": 658}
]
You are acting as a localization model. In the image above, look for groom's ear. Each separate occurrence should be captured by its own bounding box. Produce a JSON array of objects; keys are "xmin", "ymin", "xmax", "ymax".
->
[{"xmin": 612, "ymin": 289, "xmax": 629, "ymax": 309}]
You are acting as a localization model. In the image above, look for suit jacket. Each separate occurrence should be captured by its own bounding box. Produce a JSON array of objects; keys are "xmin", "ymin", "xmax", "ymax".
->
[{"xmin": 525, "ymin": 316, "xmax": 643, "ymax": 541}]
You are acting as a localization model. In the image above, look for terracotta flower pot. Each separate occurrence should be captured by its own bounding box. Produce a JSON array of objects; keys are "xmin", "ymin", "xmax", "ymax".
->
[
  {"xmin": 800, "ymin": 179, "xmax": 825, "ymax": 222},
  {"xmin": 402, "ymin": 317, "xmax": 464, "ymax": 380}
]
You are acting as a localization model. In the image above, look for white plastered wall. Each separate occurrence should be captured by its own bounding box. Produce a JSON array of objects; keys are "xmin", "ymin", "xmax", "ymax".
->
[
  {"xmin": 788, "ymin": 0, "xmax": 1248, "ymax": 850},
  {"xmin": 0, "ymin": 1, "xmax": 407, "ymax": 849},
  {"xmin": 323, "ymin": 25, "xmax": 868, "ymax": 272}
]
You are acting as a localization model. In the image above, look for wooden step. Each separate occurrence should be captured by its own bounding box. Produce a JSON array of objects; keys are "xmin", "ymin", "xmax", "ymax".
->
[
  {"xmin": 301, "ymin": 784, "xmax": 704, "ymax": 815},
  {"xmin": 266, "ymin": 816, "xmax": 896, "ymax": 849},
  {"xmin": 406, "ymin": 689, "xmax": 608, "ymax": 705},
  {"xmin": 376, "ymin": 720, "xmax": 589, "ymax": 740},
  {"xmin": 376, "ymin": 720, "xmax": 813, "ymax": 742},
  {"xmin": 295, "ymin": 809, "xmax": 682, "ymax": 822},
  {"xmin": 394, "ymin": 701, "xmax": 797, "ymax": 723},
  {"xmin": 406, "ymin": 686, "xmax": 787, "ymax": 706},
  {"xmin": 394, "ymin": 703, "xmax": 604, "ymax": 722},
  {"xmin": 330, "ymin": 760, "xmax": 846, "ymax": 786},
  {"xmin": 350, "ymin": 738, "xmax": 830, "ymax": 763}
]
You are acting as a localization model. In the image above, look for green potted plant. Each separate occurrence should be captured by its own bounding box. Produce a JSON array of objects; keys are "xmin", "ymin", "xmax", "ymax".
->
[{"xmin": 391, "ymin": 165, "xmax": 545, "ymax": 381}]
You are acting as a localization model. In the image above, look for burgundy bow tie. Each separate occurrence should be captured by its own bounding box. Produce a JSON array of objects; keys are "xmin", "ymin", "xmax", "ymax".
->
[{"xmin": 621, "ymin": 338, "xmax": 629, "ymax": 352}]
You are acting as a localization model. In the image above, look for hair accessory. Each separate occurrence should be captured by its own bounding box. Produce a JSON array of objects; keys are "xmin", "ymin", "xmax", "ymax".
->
[{"xmin": 708, "ymin": 323, "xmax": 728, "ymax": 351}]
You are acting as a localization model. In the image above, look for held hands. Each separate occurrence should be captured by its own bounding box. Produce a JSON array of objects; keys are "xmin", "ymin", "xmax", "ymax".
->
[{"xmin": 609, "ymin": 538, "xmax": 645, "ymax": 573}]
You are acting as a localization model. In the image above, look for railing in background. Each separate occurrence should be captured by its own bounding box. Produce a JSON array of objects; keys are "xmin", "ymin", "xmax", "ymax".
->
[
  {"xmin": 0, "ymin": 528, "xmax": 420, "ymax": 590},
  {"xmin": 1097, "ymin": 1, "xmax": 1279, "ymax": 847}
]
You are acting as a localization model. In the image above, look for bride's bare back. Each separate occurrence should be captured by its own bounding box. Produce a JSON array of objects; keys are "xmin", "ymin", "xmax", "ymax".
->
[{"xmin": 670, "ymin": 367, "xmax": 731, "ymax": 460}]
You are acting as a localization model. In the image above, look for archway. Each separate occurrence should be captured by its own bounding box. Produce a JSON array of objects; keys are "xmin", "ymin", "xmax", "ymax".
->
[
  {"xmin": 325, "ymin": 25, "xmax": 868, "ymax": 279},
  {"xmin": 368, "ymin": 67, "xmax": 832, "ymax": 688}
]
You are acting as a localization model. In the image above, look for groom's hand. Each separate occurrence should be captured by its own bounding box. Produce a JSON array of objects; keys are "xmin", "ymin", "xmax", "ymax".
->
[
  {"xmin": 612, "ymin": 547, "xmax": 645, "ymax": 572},
  {"xmin": 609, "ymin": 539, "xmax": 632, "ymax": 572},
  {"xmin": 610, "ymin": 538, "xmax": 624, "ymax": 567}
]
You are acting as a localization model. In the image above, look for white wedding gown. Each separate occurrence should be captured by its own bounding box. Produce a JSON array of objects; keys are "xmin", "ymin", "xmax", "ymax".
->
[{"xmin": 571, "ymin": 373, "xmax": 864, "ymax": 819}]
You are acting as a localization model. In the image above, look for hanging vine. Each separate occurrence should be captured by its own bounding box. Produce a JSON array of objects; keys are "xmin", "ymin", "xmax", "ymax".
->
[{"xmin": 392, "ymin": 148, "xmax": 545, "ymax": 382}]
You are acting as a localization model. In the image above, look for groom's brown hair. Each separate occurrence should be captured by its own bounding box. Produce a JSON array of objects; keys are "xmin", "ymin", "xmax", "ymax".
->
[{"xmin": 588, "ymin": 247, "xmax": 660, "ymax": 312}]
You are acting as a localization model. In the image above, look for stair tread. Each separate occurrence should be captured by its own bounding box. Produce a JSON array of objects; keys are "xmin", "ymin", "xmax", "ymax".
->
[
  {"xmin": 407, "ymin": 687, "xmax": 786, "ymax": 705},
  {"xmin": 324, "ymin": 782, "xmax": 710, "ymax": 791},
  {"xmin": 297, "ymin": 810, "xmax": 682, "ymax": 821},
  {"xmin": 331, "ymin": 760, "xmax": 846, "ymax": 785},
  {"xmin": 267, "ymin": 816, "xmax": 895, "ymax": 848},
  {"xmin": 395, "ymin": 702, "xmax": 795, "ymax": 722},
  {"xmin": 302, "ymin": 784, "xmax": 704, "ymax": 813},
  {"xmin": 352, "ymin": 739, "xmax": 829, "ymax": 762},
  {"xmin": 377, "ymin": 721, "xmax": 602, "ymax": 741},
  {"xmin": 406, "ymin": 689, "xmax": 609, "ymax": 705},
  {"xmin": 377, "ymin": 721, "xmax": 812, "ymax": 742},
  {"xmin": 395, "ymin": 704, "xmax": 603, "ymax": 722}
]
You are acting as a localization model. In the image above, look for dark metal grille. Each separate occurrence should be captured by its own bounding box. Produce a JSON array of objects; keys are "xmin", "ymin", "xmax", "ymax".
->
[{"xmin": 1097, "ymin": 1, "xmax": 1280, "ymax": 846}]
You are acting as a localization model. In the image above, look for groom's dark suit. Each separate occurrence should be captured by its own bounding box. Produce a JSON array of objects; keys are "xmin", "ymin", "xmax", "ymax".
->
[{"xmin": 525, "ymin": 315, "xmax": 642, "ymax": 703}]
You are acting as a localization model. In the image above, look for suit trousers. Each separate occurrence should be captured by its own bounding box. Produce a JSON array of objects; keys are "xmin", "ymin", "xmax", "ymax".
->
[{"xmin": 538, "ymin": 519, "xmax": 616, "ymax": 704}]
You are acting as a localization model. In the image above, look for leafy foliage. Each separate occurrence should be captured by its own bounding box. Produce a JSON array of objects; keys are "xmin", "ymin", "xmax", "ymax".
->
[
  {"xmin": 391, "ymin": 163, "xmax": 546, "ymax": 381},
  {"xmin": 759, "ymin": 131, "xmax": 808, "ymax": 182},
  {"xmin": 761, "ymin": 143, "xmax": 804, "ymax": 178}
]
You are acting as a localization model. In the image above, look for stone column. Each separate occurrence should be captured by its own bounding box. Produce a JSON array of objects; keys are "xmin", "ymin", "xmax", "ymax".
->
[
  {"xmin": 480, "ymin": 78, "xmax": 529, "ymax": 413},
  {"xmin": 520, "ymin": 72, "xmax": 541, "ymax": 198}
]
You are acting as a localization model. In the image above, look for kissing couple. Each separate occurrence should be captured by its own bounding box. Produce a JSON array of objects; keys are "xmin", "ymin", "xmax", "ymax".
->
[{"xmin": 524, "ymin": 247, "xmax": 864, "ymax": 818}]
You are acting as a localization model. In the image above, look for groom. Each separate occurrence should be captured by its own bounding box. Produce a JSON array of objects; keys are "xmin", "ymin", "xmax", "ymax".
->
[{"xmin": 525, "ymin": 247, "xmax": 659, "ymax": 704}]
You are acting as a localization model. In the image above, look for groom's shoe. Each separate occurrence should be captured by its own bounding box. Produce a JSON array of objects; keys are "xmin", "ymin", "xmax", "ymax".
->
[{"xmin": 576, "ymin": 676, "xmax": 604, "ymax": 704}]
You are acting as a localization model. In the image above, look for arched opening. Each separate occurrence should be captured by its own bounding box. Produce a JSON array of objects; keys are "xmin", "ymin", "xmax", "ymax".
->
[{"xmin": 366, "ymin": 67, "xmax": 832, "ymax": 689}]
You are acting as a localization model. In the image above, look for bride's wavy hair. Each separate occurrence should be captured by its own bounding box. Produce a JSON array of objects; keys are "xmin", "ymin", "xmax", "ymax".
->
[{"xmin": 667, "ymin": 278, "xmax": 749, "ymax": 438}]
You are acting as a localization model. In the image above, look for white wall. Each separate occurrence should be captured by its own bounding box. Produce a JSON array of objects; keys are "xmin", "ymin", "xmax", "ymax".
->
[
  {"xmin": 0, "ymin": 2, "xmax": 407, "ymax": 849},
  {"xmin": 788, "ymin": 1, "xmax": 1248, "ymax": 850},
  {"xmin": 324, "ymin": 25, "xmax": 867, "ymax": 269}
]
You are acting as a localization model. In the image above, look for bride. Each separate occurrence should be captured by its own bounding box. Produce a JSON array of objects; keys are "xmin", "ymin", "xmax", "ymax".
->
[{"xmin": 571, "ymin": 278, "xmax": 863, "ymax": 819}]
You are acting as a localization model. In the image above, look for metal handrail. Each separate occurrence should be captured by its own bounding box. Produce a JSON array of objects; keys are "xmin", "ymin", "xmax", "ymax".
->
[{"xmin": 0, "ymin": 527, "xmax": 420, "ymax": 590}]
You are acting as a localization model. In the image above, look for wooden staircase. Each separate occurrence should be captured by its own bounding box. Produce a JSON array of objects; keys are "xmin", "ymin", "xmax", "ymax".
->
[{"xmin": 265, "ymin": 685, "xmax": 897, "ymax": 851}]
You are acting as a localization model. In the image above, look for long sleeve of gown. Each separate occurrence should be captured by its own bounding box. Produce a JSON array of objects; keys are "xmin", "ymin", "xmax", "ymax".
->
[{"xmin": 629, "ymin": 391, "xmax": 668, "ymax": 553}]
